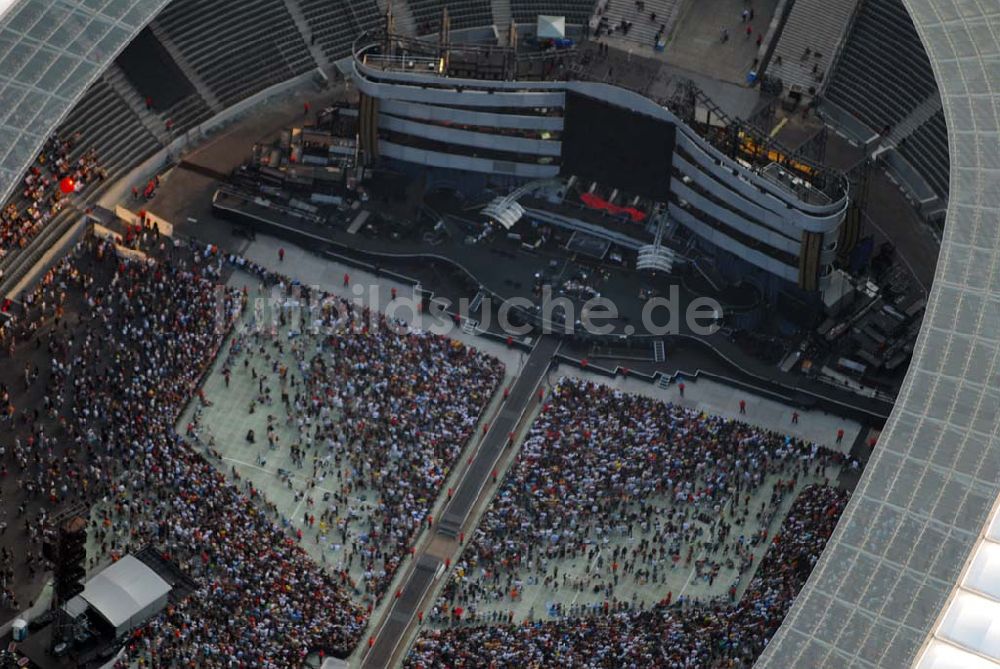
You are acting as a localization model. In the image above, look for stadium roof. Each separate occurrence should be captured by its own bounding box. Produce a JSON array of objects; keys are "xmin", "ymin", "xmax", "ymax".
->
[
  {"xmin": 758, "ymin": 0, "xmax": 1000, "ymax": 667},
  {"xmin": 0, "ymin": 0, "xmax": 170, "ymax": 204},
  {"xmin": 0, "ymin": 0, "xmax": 995, "ymax": 666}
]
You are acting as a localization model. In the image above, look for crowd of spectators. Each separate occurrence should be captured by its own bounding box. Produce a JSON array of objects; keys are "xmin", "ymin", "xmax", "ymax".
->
[
  {"xmin": 0, "ymin": 134, "xmax": 104, "ymax": 259},
  {"xmin": 188, "ymin": 255, "xmax": 505, "ymax": 606},
  {"xmin": 0, "ymin": 230, "xmax": 508, "ymax": 665},
  {"xmin": 0, "ymin": 220, "xmax": 853, "ymax": 667},
  {"xmin": 429, "ymin": 379, "xmax": 843, "ymax": 623},
  {"xmin": 0, "ymin": 234, "xmax": 365, "ymax": 666},
  {"xmin": 406, "ymin": 483, "xmax": 848, "ymax": 668}
]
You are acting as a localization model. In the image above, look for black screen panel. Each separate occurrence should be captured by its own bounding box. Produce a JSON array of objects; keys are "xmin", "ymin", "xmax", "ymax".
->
[{"xmin": 560, "ymin": 92, "xmax": 675, "ymax": 200}]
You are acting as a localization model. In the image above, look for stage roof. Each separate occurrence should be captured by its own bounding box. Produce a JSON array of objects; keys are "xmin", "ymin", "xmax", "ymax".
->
[
  {"xmin": 536, "ymin": 15, "xmax": 565, "ymax": 39},
  {"xmin": 81, "ymin": 555, "xmax": 170, "ymax": 629}
]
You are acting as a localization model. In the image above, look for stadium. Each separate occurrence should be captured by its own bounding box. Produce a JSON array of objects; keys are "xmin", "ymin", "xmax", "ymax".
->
[{"xmin": 0, "ymin": 0, "xmax": 989, "ymax": 668}]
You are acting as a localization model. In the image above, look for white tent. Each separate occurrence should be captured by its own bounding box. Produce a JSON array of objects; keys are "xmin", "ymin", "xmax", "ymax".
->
[
  {"xmin": 536, "ymin": 15, "xmax": 566, "ymax": 40},
  {"xmin": 80, "ymin": 555, "xmax": 171, "ymax": 636}
]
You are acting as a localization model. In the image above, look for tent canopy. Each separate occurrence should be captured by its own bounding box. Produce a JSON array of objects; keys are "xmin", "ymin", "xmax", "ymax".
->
[
  {"xmin": 537, "ymin": 15, "xmax": 566, "ymax": 39},
  {"xmin": 81, "ymin": 555, "xmax": 170, "ymax": 631}
]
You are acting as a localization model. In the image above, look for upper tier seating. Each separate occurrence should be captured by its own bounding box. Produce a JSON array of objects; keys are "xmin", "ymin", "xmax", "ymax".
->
[
  {"xmin": 409, "ymin": 0, "xmax": 494, "ymax": 34},
  {"xmin": 300, "ymin": 0, "xmax": 383, "ymax": 62},
  {"xmin": 153, "ymin": 0, "xmax": 317, "ymax": 108},
  {"xmin": 822, "ymin": 0, "xmax": 947, "ymax": 199},
  {"xmin": 767, "ymin": 0, "xmax": 859, "ymax": 92},
  {"xmin": 824, "ymin": 0, "xmax": 936, "ymax": 133},
  {"xmin": 899, "ymin": 111, "xmax": 949, "ymax": 199}
]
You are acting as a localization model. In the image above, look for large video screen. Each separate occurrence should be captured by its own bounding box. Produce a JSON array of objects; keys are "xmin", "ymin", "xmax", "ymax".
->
[{"xmin": 560, "ymin": 92, "xmax": 675, "ymax": 201}]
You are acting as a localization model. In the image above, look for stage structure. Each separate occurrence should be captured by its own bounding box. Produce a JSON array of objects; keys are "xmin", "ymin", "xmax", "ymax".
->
[{"xmin": 350, "ymin": 26, "xmax": 849, "ymax": 293}]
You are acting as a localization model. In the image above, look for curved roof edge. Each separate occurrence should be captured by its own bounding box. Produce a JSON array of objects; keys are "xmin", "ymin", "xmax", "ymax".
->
[
  {"xmin": 0, "ymin": 0, "xmax": 174, "ymax": 204},
  {"xmin": 758, "ymin": 1, "xmax": 1000, "ymax": 667}
]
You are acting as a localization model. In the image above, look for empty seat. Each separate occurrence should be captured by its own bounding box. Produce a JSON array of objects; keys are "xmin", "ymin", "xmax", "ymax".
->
[
  {"xmin": 825, "ymin": 0, "xmax": 935, "ymax": 133},
  {"xmin": 300, "ymin": 0, "xmax": 383, "ymax": 61},
  {"xmin": 899, "ymin": 111, "xmax": 949, "ymax": 198},
  {"xmin": 408, "ymin": 0, "xmax": 494, "ymax": 34},
  {"xmin": 153, "ymin": 0, "xmax": 317, "ymax": 108},
  {"xmin": 591, "ymin": 0, "xmax": 679, "ymax": 49},
  {"xmin": 767, "ymin": 0, "xmax": 859, "ymax": 92}
]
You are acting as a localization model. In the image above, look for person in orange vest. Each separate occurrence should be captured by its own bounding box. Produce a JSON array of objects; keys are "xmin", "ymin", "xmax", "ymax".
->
[{"xmin": 836, "ymin": 428, "xmax": 845, "ymax": 445}]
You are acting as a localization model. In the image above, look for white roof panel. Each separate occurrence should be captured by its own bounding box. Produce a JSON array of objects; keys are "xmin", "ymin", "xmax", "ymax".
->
[{"xmin": 81, "ymin": 555, "xmax": 170, "ymax": 628}]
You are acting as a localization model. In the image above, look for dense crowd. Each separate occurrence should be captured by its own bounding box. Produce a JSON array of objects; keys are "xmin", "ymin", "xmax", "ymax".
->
[
  {"xmin": 0, "ymin": 220, "xmax": 853, "ymax": 667},
  {"xmin": 0, "ymin": 234, "xmax": 366, "ymax": 666},
  {"xmin": 0, "ymin": 134, "xmax": 105, "ymax": 258},
  {"xmin": 430, "ymin": 379, "xmax": 843, "ymax": 625},
  {"xmin": 194, "ymin": 255, "xmax": 505, "ymax": 605},
  {"xmin": 406, "ymin": 483, "xmax": 848, "ymax": 668}
]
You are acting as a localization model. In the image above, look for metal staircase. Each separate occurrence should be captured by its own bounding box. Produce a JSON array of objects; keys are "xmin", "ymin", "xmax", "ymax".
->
[{"xmin": 636, "ymin": 210, "xmax": 676, "ymax": 273}]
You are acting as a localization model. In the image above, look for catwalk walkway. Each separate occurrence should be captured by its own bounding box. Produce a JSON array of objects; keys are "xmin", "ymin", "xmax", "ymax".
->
[{"xmin": 361, "ymin": 335, "xmax": 560, "ymax": 669}]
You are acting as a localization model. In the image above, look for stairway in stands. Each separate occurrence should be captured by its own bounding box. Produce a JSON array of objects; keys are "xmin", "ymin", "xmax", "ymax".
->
[
  {"xmin": 103, "ymin": 64, "xmax": 172, "ymax": 146},
  {"xmin": 596, "ymin": 0, "xmax": 682, "ymax": 50},
  {"xmin": 887, "ymin": 93, "xmax": 942, "ymax": 146},
  {"xmin": 146, "ymin": 21, "xmax": 223, "ymax": 113},
  {"xmin": 492, "ymin": 0, "xmax": 513, "ymax": 39},
  {"xmin": 768, "ymin": 0, "xmax": 859, "ymax": 92},
  {"xmin": 283, "ymin": 0, "xmax": 335, "ymax": 69}
]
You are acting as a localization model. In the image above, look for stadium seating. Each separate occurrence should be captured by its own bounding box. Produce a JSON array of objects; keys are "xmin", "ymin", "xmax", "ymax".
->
[
  {"xmin": 300, "ymin": 0, "xmax": 384, "ymax": 62},
  {"xmin": 768, "ymin": 0, "xmax": 858, "ymax": 92},
  {"xmin": 0, "ymin": 79, "xmax": 161, "ymax": 285},
  {"xmin": 112, "ymin": 28, "xmax": 214, "ymax": 137},
  {"xmin": 152, "ymin": 0, "xmax": 317, "ymax": 108},
  {"xmin": 51, "ymin": 80, "xmax": 161, "ymax": 187},
  {"xmin": 592, "ymin": 0, "xmax": 680, "ymax": 49},
  {"xmin": 823, "ymin": 0, "xmax": 935, "ymax": 133},
  {"xmin": 511, "ymin": 0, "xmax": 594, "ymax": 26},
  {"xmin": 899, "ymin": 111, "xmax": 949, "ymax": 198},
  {"xmin": 408, "ymin": 0, "xmax": 494, "ymax": 33},
  {"xmin": 822, "ymin": 0, "xmax": 947, "ymax": 199}
]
